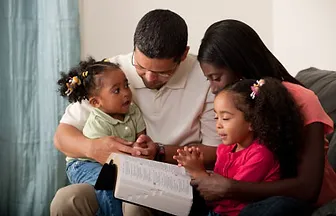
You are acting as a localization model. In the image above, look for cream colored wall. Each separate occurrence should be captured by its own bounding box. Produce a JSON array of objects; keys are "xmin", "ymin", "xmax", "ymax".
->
[
  {"xmin": 272, "ymin": 0, "xmax": 336, "ymax": 75},
  {"xmin": 79, "ymin": 0, "xmax": 272, "ymax": 58},
  {"xmin": 79, "ymin": 0, "xmax": 336, "ymax": 76}
]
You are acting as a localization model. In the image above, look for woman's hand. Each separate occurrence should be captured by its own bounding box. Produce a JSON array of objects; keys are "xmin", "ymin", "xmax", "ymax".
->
[
  {"xmin": 191, "ymin": 173, "xmax": 232, "ymax": 201},
  {"xmin": 173, "ymin": 146, "xmax": 208, "ymax": 178}
]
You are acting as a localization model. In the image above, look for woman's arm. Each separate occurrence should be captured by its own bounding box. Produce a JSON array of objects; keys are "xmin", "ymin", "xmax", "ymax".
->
[{"xmin": 192, "ymin": 122, "xmax": 325, "ymax": 202}]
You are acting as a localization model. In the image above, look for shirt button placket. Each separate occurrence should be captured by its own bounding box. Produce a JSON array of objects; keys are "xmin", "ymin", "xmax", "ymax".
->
[{"xmin": 153, "ymin": 90, "xmax": 162, "ymax": 115}]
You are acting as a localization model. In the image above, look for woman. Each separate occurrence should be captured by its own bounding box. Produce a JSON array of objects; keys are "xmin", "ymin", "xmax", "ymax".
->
[{"xmin": 194, "ymin": 19, "xmax": 336, "ymax": 216}]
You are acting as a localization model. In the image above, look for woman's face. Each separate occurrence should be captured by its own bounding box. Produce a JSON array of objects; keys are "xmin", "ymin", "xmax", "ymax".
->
[{"xmin": 200, "ymin": 62, "xmax": 240, "ymax": 94}]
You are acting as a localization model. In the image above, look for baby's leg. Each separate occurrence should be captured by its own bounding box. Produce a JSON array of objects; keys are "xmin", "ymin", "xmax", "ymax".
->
[{"xmin": 66, "ymin": 160, "xmax": 123, "ymax": 216}]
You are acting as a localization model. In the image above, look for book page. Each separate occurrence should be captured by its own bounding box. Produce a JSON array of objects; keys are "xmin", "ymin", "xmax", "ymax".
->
[{"xmin": 115, "ymin": 153, "xmax": 192, "ymax": 199}]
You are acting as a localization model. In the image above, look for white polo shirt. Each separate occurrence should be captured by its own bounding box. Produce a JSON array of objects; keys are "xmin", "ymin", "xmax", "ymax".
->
[{"xmin": 60, "ymin": 53, "xmax": 221, "ymax": 147}]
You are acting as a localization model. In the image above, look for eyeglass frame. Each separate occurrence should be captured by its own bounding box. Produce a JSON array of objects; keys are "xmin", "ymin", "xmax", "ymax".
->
[{"xmin": 131, "ymin": 52, "xmax": 180, "ymax": 78}]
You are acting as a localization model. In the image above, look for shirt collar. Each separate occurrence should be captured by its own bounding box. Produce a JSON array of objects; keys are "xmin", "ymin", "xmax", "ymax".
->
[{"xmin": 92, "ymin": 104, "xmax": 135, "ymax": 125}]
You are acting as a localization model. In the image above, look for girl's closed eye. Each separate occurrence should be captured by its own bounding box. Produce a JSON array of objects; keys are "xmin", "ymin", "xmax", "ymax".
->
[{"xmin": 222, "ymin": 116, "xmax": 230, "ymax": 120}]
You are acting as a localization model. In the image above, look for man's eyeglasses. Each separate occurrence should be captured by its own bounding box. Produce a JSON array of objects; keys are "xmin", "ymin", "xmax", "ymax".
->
[{"xmin": 131, "ymin": 53, "xmax": 179, "ymax": 78}]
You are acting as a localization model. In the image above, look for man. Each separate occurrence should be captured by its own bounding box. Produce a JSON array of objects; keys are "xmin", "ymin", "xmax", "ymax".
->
[{"xmin": 50, "ymin": 9, "xmax": 221, "ymax": 216}]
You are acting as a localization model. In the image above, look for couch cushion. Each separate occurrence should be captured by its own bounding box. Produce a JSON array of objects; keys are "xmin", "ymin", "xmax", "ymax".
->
[
  {"xmin": 295, "ymin": 67, "xmax": 336, "ymax": 171},
  {"xmin": 312, "ymin": 198, "xmax": 336, "ymax": 216},
  {"xmin": 296, "ymin": 67, "xmax": 336, "ymax": 125}
]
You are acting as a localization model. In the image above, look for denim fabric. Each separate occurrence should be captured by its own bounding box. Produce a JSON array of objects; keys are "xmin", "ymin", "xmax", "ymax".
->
[
  {"xmin": 239, "ymin": 196, "xmax": 312, "ymax": 216},
  {"xmin": 66, "ymin": 160, "xmax": 123, "ymax": 216},
  {"xmin": 207, "ymin": 211, "xmax": 222, "ymax": 216}
]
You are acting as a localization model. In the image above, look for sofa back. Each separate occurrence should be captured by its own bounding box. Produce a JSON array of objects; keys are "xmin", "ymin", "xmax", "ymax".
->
[{"xmin": 296, "ymin": 67, "xmax": 336, "ymax": 171}]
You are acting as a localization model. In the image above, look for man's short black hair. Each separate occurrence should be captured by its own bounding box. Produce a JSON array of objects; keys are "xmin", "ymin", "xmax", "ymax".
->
[{"xmin": 134, "ymin": 9, "xmax": 188, "ymax": 61}]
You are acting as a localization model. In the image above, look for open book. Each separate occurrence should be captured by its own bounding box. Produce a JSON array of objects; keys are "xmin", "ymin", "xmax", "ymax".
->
[{"xmin": 94, "ymin": 153, "xmax": 193, "ymax": 216}]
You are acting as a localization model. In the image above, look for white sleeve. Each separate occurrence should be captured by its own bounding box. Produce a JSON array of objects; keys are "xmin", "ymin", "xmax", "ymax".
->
[
  {"xmin": 200, "ymin": 89, "xmax": 222, "ymax": 147},
  {"xmin": 60, "ymin": 100, "xmax": 93, "ymax": 131}
]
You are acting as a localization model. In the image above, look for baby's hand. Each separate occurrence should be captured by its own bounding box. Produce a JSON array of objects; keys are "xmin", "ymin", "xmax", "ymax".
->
[
  {"xmin": 132, "ymin": 142, "xmax": 148, "ymax": 149},
  {"xmin": 173, "ymin": 146, "xmax": 208, "ymax": 178}
]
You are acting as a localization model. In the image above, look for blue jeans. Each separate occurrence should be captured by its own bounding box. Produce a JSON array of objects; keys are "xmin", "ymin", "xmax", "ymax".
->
[
  {"xmin": 207, "ymin": 211, "xmax": 221, "ymax": 216},
  {"xmin": 66, "ymin": 160, "xmax": 123, "ymax": 216},
  {"xmin": 239, "ymin": 196, "xmax": 312, "ymax": 216}
]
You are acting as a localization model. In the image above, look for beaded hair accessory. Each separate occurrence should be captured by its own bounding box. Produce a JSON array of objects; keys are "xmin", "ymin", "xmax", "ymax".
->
[
  {"xmin": 65, "ymin": 71, "xmax": 88, "ymax": 96},
  {"xmin": 250, "ymin": 79, "xmax": 265, "ymax": 99}
]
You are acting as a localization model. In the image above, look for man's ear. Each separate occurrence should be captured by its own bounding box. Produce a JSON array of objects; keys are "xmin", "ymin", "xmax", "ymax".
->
[
  {"xmin": 180, "ymin": 46, "xmax": 190, "ymax": 62},
  {"xmin": 89, "ymin": 97, "xmax": 100, "ymax": 108}
]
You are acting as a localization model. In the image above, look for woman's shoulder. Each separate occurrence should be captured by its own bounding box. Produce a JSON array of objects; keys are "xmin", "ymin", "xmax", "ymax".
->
[
  {"xmin": 282, "ymin": 81, "xmax": 320, "ymax": 109},
  {"xmin": 282, "ymin": 81, "xmax": 333, "ymax": 133},
  {"xmin": 282, "ymin": 81, "xmax": 315, "ymax": 99}
]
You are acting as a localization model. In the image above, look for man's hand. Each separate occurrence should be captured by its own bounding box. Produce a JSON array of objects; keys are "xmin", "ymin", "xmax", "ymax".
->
[
  {"xmin": 88, "ymin": 136, "xmax": 140, "ymax": 164},
  {"xmin": 191, "ymin": 173, "xmax": 232, "ymax": 201},
  {"xmin": 132, "ymin": 134, "xmax": 157, "ymax": 160},
  {"xmin": 173, "ymin": 146, "xmax": 208, "ymax": 178}
]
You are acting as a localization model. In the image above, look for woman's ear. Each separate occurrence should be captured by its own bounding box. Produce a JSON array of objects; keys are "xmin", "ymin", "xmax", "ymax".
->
[{"xmin": 249, "ymin": 123, "xmax": 253, "ymax": 132}]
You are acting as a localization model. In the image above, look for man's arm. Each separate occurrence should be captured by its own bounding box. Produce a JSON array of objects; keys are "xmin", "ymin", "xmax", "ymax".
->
[
  {"xmin": 54, "ymin": 123, "xmax": 91, "ymax": 158},
  {"xmin": 192, "ymin": 123, "xmax": 325, "ymax": 202},
  {"xmin": 54, "ymin": 123, "xmax": 138, "ymax": 164}
]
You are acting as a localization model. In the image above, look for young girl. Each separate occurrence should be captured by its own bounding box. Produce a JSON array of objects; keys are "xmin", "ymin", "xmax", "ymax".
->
[
  {"xmin": 57, "ymin": 57, "xmax": 146, "ymax": 216},
  {"xmin": 174, "ymin": 78, "xmax": 304, "ymax": 216}
]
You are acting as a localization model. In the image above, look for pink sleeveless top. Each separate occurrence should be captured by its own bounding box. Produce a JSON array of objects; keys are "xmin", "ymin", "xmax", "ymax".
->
[{"xmin": 283, "ymin": 81, "xmax": 335, "ymax": 206}]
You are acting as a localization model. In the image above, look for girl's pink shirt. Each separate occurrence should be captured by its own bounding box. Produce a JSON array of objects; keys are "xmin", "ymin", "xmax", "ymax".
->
[{"xmin": 211, "ymin": 140, "xmax": 280, "ymax": 216}]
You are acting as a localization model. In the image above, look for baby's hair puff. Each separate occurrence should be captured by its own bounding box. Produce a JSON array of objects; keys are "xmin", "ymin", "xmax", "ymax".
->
[{"xmin": 57, "ymin": 57, "xmax": 120, "ymax": 103}]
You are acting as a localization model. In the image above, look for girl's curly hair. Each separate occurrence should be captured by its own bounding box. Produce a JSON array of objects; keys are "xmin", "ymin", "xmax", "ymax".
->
[
  {"xmin": 222, "ymin": 78, "xmax": 304, "ymax": 178},
  {"xmin": 57, "ymin": 57, "xmax": 120, "ymax": 103}
]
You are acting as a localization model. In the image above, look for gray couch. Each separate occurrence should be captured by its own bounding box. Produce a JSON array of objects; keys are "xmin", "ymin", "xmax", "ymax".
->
[
  {"xmin": 295, "ymin": 67, "xmax": 336, "ymax": 171},
  {"xmin": 295, "ymin": 67, "xmax": 336, "ymax": 216}
]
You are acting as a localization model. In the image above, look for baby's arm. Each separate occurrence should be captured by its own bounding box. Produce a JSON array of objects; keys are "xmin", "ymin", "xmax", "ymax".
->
[
  {"xmin": 173, "ymin": 146, "xmax": 209, "ymax": 178},
  {"xmin": 134, "ymin": 130, "xmax": 147, "ymax": 149}
]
